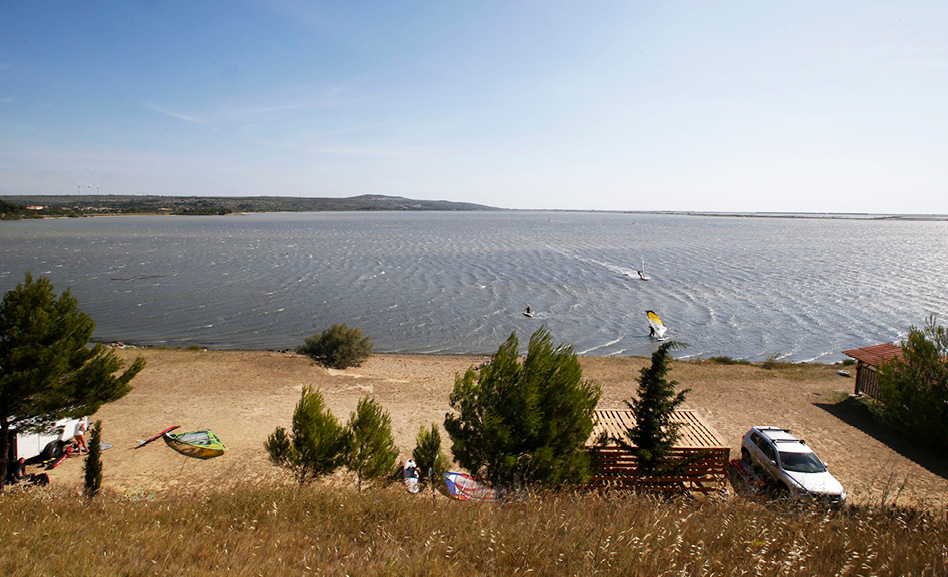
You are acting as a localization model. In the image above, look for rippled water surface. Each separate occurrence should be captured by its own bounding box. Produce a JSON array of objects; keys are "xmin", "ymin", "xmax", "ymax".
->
[{"xmin": 2, "ymin": 212, "xmax": 946, "ymax": 362}]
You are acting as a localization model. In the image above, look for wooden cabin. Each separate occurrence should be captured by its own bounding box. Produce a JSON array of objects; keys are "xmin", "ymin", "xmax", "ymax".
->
[
  {"xmin": 842, "ymin": 343, "xmax": 903, "ymax": 399},
  {"xmin": 585, "ymin": 409, "xmax": 729, "ymax": 493}
]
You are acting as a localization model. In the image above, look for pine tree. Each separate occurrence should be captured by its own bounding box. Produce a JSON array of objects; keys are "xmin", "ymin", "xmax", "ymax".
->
[
  {"xmin": 412, "ymin": 423, "xmax": 449, "ymax": 486},
  {"xmin": 444, "ymin": 327, "xmax": 601, "ymax": 489},
  {"xmin": 84, "ymin": 420, "xmax": 103, "ymax": 498},
  {"xmin": 346, "ymin": 396, "xmax": 399, "ymax": 492},
  {"xmin": 265, "ymin": 386, "xmax": 347, "ymax": 485},
  {"xmin": 622, "ymin": 340, "xmax": 690, "ymax": 476},
  {"xmin": 0, "ymin": 273, "xmax": 144, "ymax": 493}
]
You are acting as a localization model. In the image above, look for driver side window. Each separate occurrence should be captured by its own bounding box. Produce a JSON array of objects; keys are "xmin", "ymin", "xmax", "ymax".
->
[{"xmin": 761, "ymin": 442, "xmax": 777, "ymax": 462}]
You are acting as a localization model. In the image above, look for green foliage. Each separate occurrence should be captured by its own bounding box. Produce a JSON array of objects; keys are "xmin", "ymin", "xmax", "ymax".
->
[
  {"xmin": 345, "ymin": 396, "xmax": 399, "ymax": 492},
  {"xmin": 705, "ymin": 356, "xmax": 751, "ymax": 365},
  {"xmin": 622, "ymin": 341, "xmax": 691, "ymax": 476},
  {"xmin": 84, "ymin": 420, "xmax": 103, "ymax": 498},
  {"xmin": 0, "ymin": 273, "xmax": 144, "ymax": 493},
  {"xmin": 265, "ymin": 386, "xmax": 347, "ymax": 485},
  {"xmin": 412, "ymin": 423, "xmax": 450, "ymax": 484},
  {"xmin": 444, "ymin": 327, "xmax": 602, "ymax": 489},
  {"xmin": 762, "ymin": 352, "xmax": 791, "ymax": 370},
  {"xmin": 297, "ymin": 323, "xmax": 373, "ymax": 369},
  {"xmin": 876, "ymin": 316, "xmax": 948, "ymax": 450},
  {"xmin": 0, "ymin": 199, "xmax": 28, "ymax": 220}
]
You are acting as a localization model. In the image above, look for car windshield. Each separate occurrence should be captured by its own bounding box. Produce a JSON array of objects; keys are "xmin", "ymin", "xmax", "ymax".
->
[{"xmin": 779, "ymin": 451, "xmax": 826, "ymax": 473}]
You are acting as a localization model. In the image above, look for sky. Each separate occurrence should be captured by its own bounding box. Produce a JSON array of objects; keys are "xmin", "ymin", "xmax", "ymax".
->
[{"xmin": 1, "ymin": 2, "xmax": 947, "ymax": 213}]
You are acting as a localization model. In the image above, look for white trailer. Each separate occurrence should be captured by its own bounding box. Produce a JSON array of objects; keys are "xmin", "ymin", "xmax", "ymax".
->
[{"xmin": 11, "ymin": 417, "xmax": 87, "ymax": 461}]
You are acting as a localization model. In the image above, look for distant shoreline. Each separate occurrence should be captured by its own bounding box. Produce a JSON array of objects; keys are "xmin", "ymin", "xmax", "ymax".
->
[
  {"xmin": 4, "ymin": 194, "xmax": 947, "ymax": 221},
  {"xmin": 541, "ymin": 209, "xmax": 948, "ymax": 222},
  {"xmin": 8, "ymin": 210, "xmax": 948, "ymax": 222},
  {"xmin": 654, "ymin": 211, "xmax": 948, "ymax": 222}
]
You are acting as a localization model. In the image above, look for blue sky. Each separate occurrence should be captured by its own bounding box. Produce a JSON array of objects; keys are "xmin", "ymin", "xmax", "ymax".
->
[{"xmin": 2, "ymin": 2, "xmax": 947, "ymax": 213}]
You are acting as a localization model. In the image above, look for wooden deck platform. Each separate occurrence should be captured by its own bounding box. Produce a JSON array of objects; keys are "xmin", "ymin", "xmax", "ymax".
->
[{"xmin": 585, "ymin": 409, "xmax": 730, "ymax": 493}]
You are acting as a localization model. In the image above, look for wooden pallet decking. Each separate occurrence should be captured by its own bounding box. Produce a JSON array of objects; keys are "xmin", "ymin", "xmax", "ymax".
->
[{"xmin": 585, "ymin": 409, "xmax": 730, "ymax": 493}]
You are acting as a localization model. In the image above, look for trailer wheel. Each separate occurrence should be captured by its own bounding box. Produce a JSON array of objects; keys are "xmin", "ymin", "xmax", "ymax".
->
[{"xmin": 41, "ymin": 440, "xmax": 65, "ymax": 461}]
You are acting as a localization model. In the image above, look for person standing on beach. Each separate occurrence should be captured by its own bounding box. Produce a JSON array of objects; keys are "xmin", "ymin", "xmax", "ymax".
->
[{"xmin": 67, "ymin": 418, "xmax": 89, "ymax": 454}]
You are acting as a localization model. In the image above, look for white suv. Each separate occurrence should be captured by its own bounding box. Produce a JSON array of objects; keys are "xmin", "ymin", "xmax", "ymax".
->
[{"xmin": 740, "ymin": 426, "xmax": 846, "ymax": 506}]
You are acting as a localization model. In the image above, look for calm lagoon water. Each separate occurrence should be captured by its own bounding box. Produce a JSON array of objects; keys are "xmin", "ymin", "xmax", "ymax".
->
[{"xmin": 1, "ymin": 211, "xmax": 946, "ymax": 363}]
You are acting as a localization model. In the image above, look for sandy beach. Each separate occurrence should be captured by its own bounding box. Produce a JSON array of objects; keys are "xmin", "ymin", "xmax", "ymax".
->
[{"xmin": 39, "ymin": 348, "xmax": 948, "ymax": 510}]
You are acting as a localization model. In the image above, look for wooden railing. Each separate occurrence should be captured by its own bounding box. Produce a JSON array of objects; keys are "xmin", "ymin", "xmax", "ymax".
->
[
  {"xmin": 585, "ymin": 446, "xmax": 730, "ymax": 493},
  {"xmin": 856, "ymin": 364, "xmax": 881, "ymax": 399}
]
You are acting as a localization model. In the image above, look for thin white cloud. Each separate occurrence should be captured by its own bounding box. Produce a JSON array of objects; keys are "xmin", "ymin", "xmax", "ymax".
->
[
  {"xmin": 0, "ymin": 98, "xmax": 13, "ymax": 104},
  {"xmin": 141, "ymin": 102, "xmax": 208, "ymax": 125}
]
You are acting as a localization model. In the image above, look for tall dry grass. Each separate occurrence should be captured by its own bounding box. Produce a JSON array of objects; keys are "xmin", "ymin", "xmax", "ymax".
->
[{"xmin": 1, "ymin": 481, "xmax": 946, "ymax": 576}]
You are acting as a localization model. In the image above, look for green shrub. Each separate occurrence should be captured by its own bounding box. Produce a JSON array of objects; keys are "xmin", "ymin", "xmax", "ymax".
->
[
  {"xmin": 444, "ymin": 327, "xmax": 601, "ymax": 489},
  {"xmin": 412, "ymin": 423, "xmax": 449, "ymax": 484},
  {"xmin": 345, "ymin": 396, "xmax": 399, "ymax": 492},
  {"xmin": 265, "ymin": 386, "xmax": 348, "ymax": 485},
  {"xmin": 876, "ymin": 316, "xmax": 948, "ymax": 450},
  {"xmin": 706, "ymin": 356, "xmax": 751, "ymax": 365},
  {"xmin": 298, "ymin": 323, "xmax": 373, "ymax": 369},
  {"xmin": 762, "ymin": 352, "xmax": 791, "ymax": 370},
  {"xmin": 84, "ymin": 420, "xmax": 103, "ymax": 498}
]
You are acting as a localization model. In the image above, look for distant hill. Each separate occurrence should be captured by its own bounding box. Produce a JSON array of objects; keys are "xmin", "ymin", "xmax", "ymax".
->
[{"xmin": 0, "ymin": 194, "xmax": 499, "ymax": 219}]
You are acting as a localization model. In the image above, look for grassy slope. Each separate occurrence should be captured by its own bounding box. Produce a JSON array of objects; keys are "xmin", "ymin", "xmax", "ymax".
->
[{"xmin": 1, "ymin": 483, "xmax": 945, "ymax": 576}]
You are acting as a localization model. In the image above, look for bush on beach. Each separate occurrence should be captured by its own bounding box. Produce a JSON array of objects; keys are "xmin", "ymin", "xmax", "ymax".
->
[
  {"xmin": 345, "ymin": 396, "xmax": 399, "ymax": 492},
  {"xmin": 444, "ymin": 327, "xmax": 601, "ymax": 490},
  {"xmin": 265, "ymin": 386, "xmax": 348, "ymax": 485},
  {"xmin": 297, "ymin": 323, "xmax": 373, "ymax": 369},
  {"xmin": 704, "ymin": 355, "xmax": 752, "ymax": 365},
  {"xmin": 876, "ymin": 315, "xmax": 948, "ymax": 450},
  {"xmin": 412, "ymin": 423, "xmax": 450, "ymax": 485},
  {"xmin": 84, "ymin": 420, "xmax": 103, "ymax": 498}
]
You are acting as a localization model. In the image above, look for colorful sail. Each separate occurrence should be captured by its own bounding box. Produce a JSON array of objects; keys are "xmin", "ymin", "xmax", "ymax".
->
[
  {"xmin": 646, "ymin": 310, "xmax": 667, "ymax": 339},
  {"xmin": 442, "ymin": 472, "xmax": 502, "ymax": 501}
]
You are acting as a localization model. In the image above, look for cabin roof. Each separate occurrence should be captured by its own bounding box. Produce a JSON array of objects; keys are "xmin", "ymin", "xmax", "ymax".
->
[
  {"xmin": 588, "ymin": 409, "xmax": 726, "ymax": 449},
  {"xmin": 842, "ymin": 343, "xmax": 903, "ymax": 367}
]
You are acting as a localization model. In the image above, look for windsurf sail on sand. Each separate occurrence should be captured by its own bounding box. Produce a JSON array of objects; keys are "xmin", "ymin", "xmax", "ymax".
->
[
  {"xmin": 442, "ymin": 472, "xmax": 503, "ymax": 501},
  {"xmin": 646, "ymin": 310, "xmax": 667, "ymax": 339},
  {"xmin": 163, "ymin": 430, "xmax": 227, "ymax": 459}
]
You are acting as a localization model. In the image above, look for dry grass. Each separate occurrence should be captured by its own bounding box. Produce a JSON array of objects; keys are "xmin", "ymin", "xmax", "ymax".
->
[{"xmin": 2, "ymin": 481, "xmax": 945, "ymax": 577}]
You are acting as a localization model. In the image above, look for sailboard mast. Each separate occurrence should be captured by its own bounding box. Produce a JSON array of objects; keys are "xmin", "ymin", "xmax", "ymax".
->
[{"xmin": 638, "ymin": 258, "xmax": 649, "ymax": 281}]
